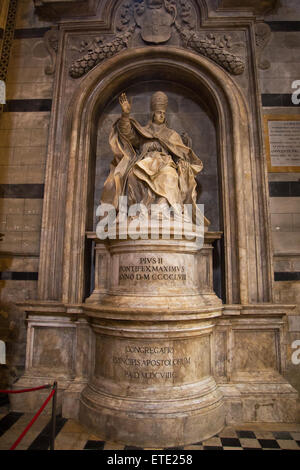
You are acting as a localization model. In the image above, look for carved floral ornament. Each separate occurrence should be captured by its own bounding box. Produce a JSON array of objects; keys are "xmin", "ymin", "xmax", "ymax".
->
[{"xmin": 69, "ymin": 0, "xmax": 245, "ymax": 79}]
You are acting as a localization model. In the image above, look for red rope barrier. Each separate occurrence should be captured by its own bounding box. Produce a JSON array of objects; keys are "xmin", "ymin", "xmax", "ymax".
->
[
  {"xmin": 0, "ymin": 385, "xmax": 51, "ymax": 394},
  {"xmin": 10, "ymin": 387, "xmax": 56, "ymax": 450}
]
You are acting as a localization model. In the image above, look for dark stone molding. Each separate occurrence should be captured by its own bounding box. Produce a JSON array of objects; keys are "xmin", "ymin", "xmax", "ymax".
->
[
  {"xmin": 0, "ymin": 272, "xmax": 38, "ymax": 281},
  {"xmin": 262, "ymin": 94, "xmax": 300, "ymax": 107},
  {"xmin": 0, "ymin": 184, "xmax": 44, "ymax": 199},
  {"xmin": 3, "ymin": 99, "xmax": 52, "ymax": 112},
  {"xmin": 274, "ymin": 272, "xmax": 300, "ymax": 281},
  {"xmin": 9, "ymin": 96, "xmax": 297, "ymax": 111},
  {"xmin": 33, "ymin": 0, "xmax": 100, "ymax": 19},
  {"xmin": 14, "ymin": 27, "xmax": 51, "ymax": 39},
  {"xmin": 269, "ymin": 182, "xmax": 300, "ymax": 198},
  {"xmin": 265, "ymin": 21, "xmax": 300, "ymax": 32},
  {"xmin": 218, "ymin": 0, "xmax": 278, "ymax": 14}
]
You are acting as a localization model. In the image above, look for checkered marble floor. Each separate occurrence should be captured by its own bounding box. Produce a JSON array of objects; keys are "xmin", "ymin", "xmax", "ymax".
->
[{"xmin": 1, "ymin": 405, "xmax": 300, "ymax": 450}]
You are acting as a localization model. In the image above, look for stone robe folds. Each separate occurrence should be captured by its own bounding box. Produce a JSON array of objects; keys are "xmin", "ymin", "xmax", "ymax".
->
[{"xmin": 100, "ymin": 116, "xmax": 209, "ymax": 226}]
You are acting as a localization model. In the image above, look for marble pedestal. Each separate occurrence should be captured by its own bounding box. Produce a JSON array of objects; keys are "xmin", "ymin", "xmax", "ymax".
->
[
  {"xmin": 80, "ymin": 231, "xmax": 226, "ymax": 446},
  {"xmin": 11, "ymin": 232, "xmax": 299, "ymax": 441}
]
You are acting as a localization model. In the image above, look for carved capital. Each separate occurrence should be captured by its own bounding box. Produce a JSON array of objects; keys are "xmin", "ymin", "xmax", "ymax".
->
[
  {"xmin": 44, "ymin": 26, "xmax": 59, "ymax": 76},
  {"xmin": 255, "ymin": 22, "xmax": 272, "ymax": 70}
]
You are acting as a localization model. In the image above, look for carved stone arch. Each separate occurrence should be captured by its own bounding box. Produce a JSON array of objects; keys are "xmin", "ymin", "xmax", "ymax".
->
[{"xmin": 41, "ymin": 46, "xmax": 272, "ymax": 308}]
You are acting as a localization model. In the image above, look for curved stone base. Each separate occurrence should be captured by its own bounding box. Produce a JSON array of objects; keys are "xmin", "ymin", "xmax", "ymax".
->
[
  {"xmin": 79, "ymin": 379, "xmax": 225, "ymax": 447},
  {"xmin": 79, "ymin": 235, "xmax": 225, "ymax": 446}
]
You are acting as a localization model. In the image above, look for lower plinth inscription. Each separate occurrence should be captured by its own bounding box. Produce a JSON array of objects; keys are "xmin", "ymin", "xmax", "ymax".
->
[
  {"xmin": 112, "ymin": 344, "xmax": 191, "ymax": 381},
  {"xmin": 119, "ymin": 257, "xmax": 187, "ymax": 282},
  {"xmin": 95, "ymin": 335, "xmax": 211, "ymax": 385}
]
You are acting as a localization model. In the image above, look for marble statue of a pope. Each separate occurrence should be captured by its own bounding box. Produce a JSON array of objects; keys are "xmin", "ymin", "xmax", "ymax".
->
[{"xmin": 100, "ymin": 91, "xmax": 209, "ymax": 226}]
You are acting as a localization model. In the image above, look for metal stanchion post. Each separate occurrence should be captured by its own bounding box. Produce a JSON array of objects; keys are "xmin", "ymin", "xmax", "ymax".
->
[{"xmin": 50, "ymin": 382, "xmax": 57, "ymax": 450}]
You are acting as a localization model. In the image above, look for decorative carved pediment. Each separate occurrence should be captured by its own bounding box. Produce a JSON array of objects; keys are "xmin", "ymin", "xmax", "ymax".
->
[{"xmin": 69, "ymin": 0, "xmax": 245, "ymax": 79}]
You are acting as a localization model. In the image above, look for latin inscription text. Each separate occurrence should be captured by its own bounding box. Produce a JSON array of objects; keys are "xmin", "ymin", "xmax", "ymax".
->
[{"xmin": 119, "ymin": 257, "xmax": 186, "ymax": 282}]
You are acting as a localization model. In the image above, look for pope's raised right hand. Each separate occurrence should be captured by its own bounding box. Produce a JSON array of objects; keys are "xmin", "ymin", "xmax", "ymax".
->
[{"xmin": 119, "ymin": 93, "xmax": 131, "ymax": 115}]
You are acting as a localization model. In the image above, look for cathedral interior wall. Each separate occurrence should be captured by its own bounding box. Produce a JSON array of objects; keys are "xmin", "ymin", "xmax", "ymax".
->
[
  {"xmin": 262, "ymin": 0, "xmax": 300, "ymax": 392},
  {"xmin": 0, "ymin": 0, "xmax": 299, "ymax": 396}
]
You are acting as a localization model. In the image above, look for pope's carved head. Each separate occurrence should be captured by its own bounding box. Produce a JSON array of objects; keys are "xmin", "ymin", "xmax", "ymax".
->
[{"xmin": 151, "ymin": 91, "xmax": 168, "ymax": 125}]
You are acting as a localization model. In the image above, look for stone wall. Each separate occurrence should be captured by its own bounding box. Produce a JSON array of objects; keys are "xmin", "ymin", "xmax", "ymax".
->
[
  {"xmin": 0, "ymin": 0, "xmax": 55, "ymax": 385},
  {"xmin": 261, "ymin": 0, "xmax": 300, "ymax": 391},
  {"xmin": 0, "ymin": 0, "xmax": 299, "ymax": 392}
]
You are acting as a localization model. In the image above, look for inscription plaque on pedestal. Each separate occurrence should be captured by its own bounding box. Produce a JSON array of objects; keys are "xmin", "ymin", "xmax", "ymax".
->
[{"xmin": 118, "ymin": 256, "xmax": 187, "ymax": 286}]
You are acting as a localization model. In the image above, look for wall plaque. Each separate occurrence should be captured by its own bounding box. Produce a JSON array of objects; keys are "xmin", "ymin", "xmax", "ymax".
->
[{"xmin": 264, "ymin": 115, "xmax": 300, "ymax": 172}]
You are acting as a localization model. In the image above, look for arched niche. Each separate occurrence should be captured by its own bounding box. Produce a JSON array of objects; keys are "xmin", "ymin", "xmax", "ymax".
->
[
  {"xmin": 38, "ymin": 46, "xmax": 273, "ymax": 307},
  {"xmin": 94, "ymin": 80, "xmax": 223, "ymax": 297}
]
